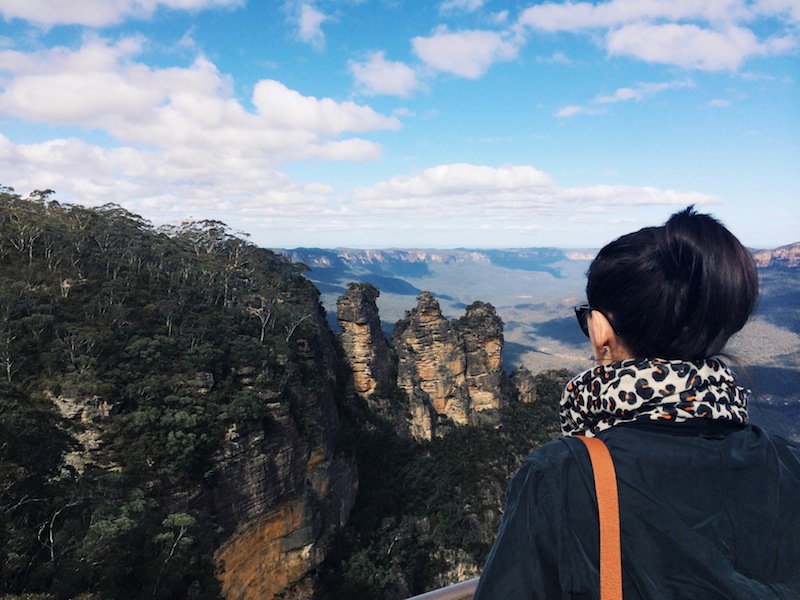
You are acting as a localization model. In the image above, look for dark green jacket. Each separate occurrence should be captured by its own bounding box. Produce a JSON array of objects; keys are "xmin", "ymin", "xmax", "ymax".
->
[{"xmin": 474, "ymin": 421, "xmax": 800, "ymax": 599}]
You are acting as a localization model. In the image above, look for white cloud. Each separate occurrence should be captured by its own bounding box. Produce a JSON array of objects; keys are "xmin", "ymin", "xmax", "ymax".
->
[
  {"xmin": 252, "ymin": 79, "xmax": 400, "ymax": 136},
  {"xmin": 518, "ymin": 0, "xmax": 752, "ymax": 32},
  {"xmin": 349, "ymin": 51, "xmax": 419, "ymax": 97},
  {"xmin": 440, "ymin": 0, "xmax": 485, "ymax": 13},
  {"xmin": 709, "ymin": 98, "xmax": 731, "ymax": 107},
  {"xmin": 606, "ymin": 23, "xmax": 762, "ymax": 71},
  {"xmin": 352, "ymin": 163, "xmax": 719, "ymax": 217},
  {"xmin": 491, "ymin": 11, "xmax": 510, "ymax": 25},
  {"xmin": 595, "ymin": 80, "xmax": 694, "ymax": 103},
  {"xmin": 558, "ymin": 79, "xmax": 693, "ymax": 117},
  {"xmin": 0, "ymin": 132, "xmax": 346, "ymax": 233},
  {"xmin": 296, "ymin": 3, "xmax": 327, "ymax": 49},
  {"xmin": 0, "ymin": 37, "xmax": 402, "ymax": 232},
  {"xmin": 556, "ymin": 105, "xmax": 586, "ymax": 117},
  {"xmin": 753, "ymin": 0, "xmax": 800, "ymax": 23},
  {"xmin": 516, "ymin": 0, "xmax": 796, "ymax": 72},
  {"xmin": 0, "ymin": 37, "xmax": 399, "ymax": 152},
  {"xmin": 355, "ymin": 164, "xmax": 553, "ymax": 202},
  {"xmin": 412, "ymin": 27, "xmax": 520, "ymax": 79},
  {"xmin": 0, "ymin": 0, "xmax": 243, "ymax": 27}
]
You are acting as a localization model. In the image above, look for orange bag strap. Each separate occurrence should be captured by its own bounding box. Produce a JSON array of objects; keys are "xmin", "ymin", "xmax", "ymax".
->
[{"xmin": 577, "ymin": 436, "xmax": 623, "ymax": 600}]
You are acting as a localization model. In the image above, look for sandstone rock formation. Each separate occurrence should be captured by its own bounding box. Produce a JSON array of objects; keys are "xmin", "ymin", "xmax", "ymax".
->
[
  {"xmin": 337, "ymin": 283, "xmax": 393, "ymax": 399},
  {"xmin": 214, "ymin": 413, "xmax": 357, "ymax": 599},
  {"xmin": 390, "ymin": 292, "xmax": 504, "ymax": 440},
  {"xmin": 510, "ymin": 365, "xmax": 538, "ymax": 404},
  {"xmin": 455, "ymin": 301, "xmax": 504, "ymax": 418}
]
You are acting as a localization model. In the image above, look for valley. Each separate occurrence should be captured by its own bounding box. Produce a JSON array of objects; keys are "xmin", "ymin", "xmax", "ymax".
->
[{"xmin": 285, "ymin": 246, "xmax": 800, "ymax": 441}]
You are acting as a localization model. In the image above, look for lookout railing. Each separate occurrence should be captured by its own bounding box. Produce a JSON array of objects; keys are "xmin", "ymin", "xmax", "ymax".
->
[{"xmin": 405, "ymin": 577, "xmax": 479, "ymax": 600}]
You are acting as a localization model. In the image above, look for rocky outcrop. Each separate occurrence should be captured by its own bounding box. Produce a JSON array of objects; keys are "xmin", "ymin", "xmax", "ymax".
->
[
  {"xmin": 337, "ymin": 283, "xmax": 393, "ymax": 399},
  {"xmin": 392, "ymin": 292, "xmax": 470, "ymax": 439},
  {"xmin": 50, "ymin": 392, "xmax": 120, "ymax": 472},
  {"xmin": 456, "ymin": 301, "xmax": 504, "ymax": 418},
  {"xmin": 390, "ymin": 292, "xmax": 504, "ymax": 440},
  {"xmin": 214, "ymin": 418, "xmax": 357, "ymax": 599},
  {"xmin": 336, "ymin": 288, "xmax": 555, "ymax": 440},
  {"xmin": 510, "ymin": 366, "xmax": 538, "ymax": 404}
]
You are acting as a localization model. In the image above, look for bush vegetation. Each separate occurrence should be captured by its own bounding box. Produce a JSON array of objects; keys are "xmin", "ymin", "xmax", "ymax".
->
[{"xmin": 0, "ymin": 187, "xmax": 322, "ymax": 599}]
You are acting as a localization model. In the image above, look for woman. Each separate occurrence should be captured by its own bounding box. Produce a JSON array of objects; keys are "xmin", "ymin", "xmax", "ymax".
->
[{"xmin": 473, "ymin": 207, "xmax": 800, "ymax": 599}]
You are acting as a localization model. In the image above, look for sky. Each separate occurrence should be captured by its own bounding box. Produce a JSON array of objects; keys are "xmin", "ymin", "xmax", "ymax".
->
[{"xmin": 0, "ymin": 0, "xmax": 798, "ymax": 250}]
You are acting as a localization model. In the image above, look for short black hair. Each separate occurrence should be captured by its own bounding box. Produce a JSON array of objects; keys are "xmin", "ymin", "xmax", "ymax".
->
[{"xmin": 586, "ymin": 206, "xmax": 758, "ymax": 360}]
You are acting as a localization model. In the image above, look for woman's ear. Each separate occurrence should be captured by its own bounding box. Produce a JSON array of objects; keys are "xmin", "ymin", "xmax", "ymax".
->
[{"xmin": 588, "ymin": 311, "xmax": 632, "ymax": 364}]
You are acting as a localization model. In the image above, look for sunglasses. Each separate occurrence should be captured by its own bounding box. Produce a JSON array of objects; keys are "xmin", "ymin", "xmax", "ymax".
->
[{"xmin": 573, "ymin": 303, "xmax": 620, "ymax": 338}]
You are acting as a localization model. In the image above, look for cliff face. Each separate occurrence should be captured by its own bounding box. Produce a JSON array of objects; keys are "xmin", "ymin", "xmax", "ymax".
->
[
  {"xmin": 50, "ymin": 307, "xmax": 358, "ymax": 600},
  {"xmin": 211, "ymin": 308, "xmax": 358, "ymax": 599}
]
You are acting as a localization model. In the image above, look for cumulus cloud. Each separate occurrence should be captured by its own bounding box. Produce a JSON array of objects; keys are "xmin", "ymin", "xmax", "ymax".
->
[
  {"xmin": 0, "ymin": 36, "xmax": 399, "ymax": 152},
  {"xmin": 412, "ymin": 27, "xmax": 520, "ymax": 79},
  {"xmin": 0, "ymin": 0, "xmax": 243, "ymax": 27},
  {"xmin": 0, "ymin": 131, "xmax": 348, "ymax": 238},
  {"xmin": 355, "ymin": 164, "xmax": 552, "ymax": 203},
  {"xmin": 349, "ymin": 51, "xmax": 419, "ymax": 97},
  {"xmin": 0, "ymin": 36, "xmax": 401, "ymax": 232},
  {"xmin": 606, "ymin": 23, "xmax": 763, "ymax": 71},
  {"xmin": 352, "ymin": 163, "xmax": 719, "ymax": 218},
  {"xmin": 516, "ymin": 0, "xmax": 797, "ymax": 72}
]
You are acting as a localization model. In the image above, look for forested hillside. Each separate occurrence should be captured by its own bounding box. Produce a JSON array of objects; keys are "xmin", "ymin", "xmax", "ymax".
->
[{"xmin": 0, "ymin": 187, "xmax": 337, "ymax": 598}]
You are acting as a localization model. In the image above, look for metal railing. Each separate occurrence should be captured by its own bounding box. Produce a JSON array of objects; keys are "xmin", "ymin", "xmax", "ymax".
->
[{"xmin": 405, "ymin": 577, "xmax": 479, "ymax": 600}]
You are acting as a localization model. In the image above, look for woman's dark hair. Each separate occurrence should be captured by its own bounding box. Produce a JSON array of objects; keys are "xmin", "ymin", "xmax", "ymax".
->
[{"xmin": 586, "ymin": 206, "xmax": 758, "ymax": 359}]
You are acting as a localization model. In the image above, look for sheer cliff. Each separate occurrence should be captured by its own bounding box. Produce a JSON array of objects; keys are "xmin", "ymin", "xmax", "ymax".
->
[{"xmin": 753, "ymin": 242, "xmax": 800, "ymax": 268}]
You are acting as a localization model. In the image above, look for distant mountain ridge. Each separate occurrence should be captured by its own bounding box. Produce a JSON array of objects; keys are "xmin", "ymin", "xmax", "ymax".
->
[
  {"xmin": 283, "ymin": 243, "xmax": 799, "ymax": 276},
  {"xmin": 283, "ymin": 247, "xmax": 597, "ymax": 271},
  {"xmin": 753, "ymin": 242, "xmax": 800, "ymax": 268}
]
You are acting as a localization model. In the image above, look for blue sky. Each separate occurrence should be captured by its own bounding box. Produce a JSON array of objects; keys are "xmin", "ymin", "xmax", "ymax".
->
[{"xmin": 0, "ymin": 0, "xmax": 797, "ymax": 250}]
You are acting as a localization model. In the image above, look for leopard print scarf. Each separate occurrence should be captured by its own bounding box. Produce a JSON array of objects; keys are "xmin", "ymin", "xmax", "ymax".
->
[{"xmin": 560, "ymin": 357, "xmax": 749, "ymax": 437}]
